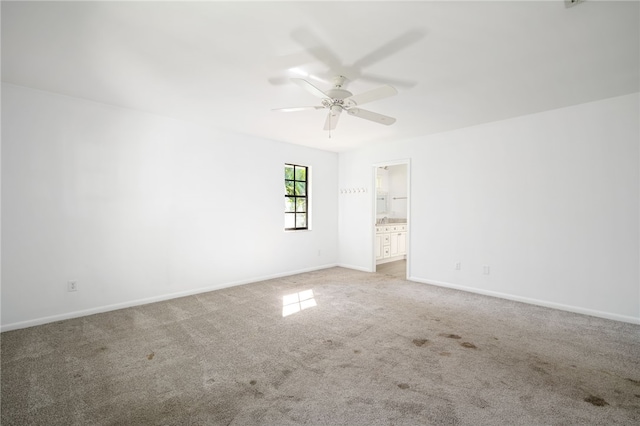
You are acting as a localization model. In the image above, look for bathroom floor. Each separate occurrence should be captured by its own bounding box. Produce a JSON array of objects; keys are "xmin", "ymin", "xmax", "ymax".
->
[{"xmin": 375, "ymin": 259, "xmax": 406, "ymax": 279}]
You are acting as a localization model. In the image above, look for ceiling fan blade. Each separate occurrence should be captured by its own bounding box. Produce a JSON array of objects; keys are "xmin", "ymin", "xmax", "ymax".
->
[
  {"xmin": 347, "ymin": 108, "xmax": 396, "ymax": 126},
  {"xmin": 268, "ymin": 76, "xmax": 292, "ymax": 86},
  {"xmin": 269, "ymin": 71, "xmax": 332, "ymax": 87},
  {"xmin": 272, "ymin": 106, "xmax": 324, "ymax": 112},
  {"xmin": 345, "ymin": 85, "xmax": 398, "ymax": 107},
  {"xmin": 291, "ymin": 78, "xmax": 329, "ymax": 99},
  {"xmin": 290, "ymin": 28, "xmax": 344, "ymax": 74},
  {"xmin": 265, "ymin": 51, "xmax": 316, "ymax": 72},
  {"xmin": 352, "ymin": 29, "xmax": 426, "ymax": 70},
  {"xmin": 323, "ymin": 110, "xmax": 341, "ymax": 131}
]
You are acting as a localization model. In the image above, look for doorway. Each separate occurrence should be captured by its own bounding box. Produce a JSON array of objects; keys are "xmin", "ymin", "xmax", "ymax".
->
[{"xmin": 373, "ymin": 161, "xmax": 410, "ymax": 279}]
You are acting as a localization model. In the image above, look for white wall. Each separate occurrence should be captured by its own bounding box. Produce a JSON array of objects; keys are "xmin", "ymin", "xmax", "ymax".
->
[
  {"xmin": 3, "ymin": 85, "xmax": 638, "ymax": 328},
  {"xmin": 339, "ymin": 93, "xmax": 640, "ymax": 323},
  {"xmin": 1, "ymin": 83, "xmax": 339, "ymax": 330}
]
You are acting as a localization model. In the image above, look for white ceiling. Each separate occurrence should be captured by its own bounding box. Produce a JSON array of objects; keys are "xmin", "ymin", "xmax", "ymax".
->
[{"xmin": 2, "ymin": 1, "xmax": 638, "ymax": 152}]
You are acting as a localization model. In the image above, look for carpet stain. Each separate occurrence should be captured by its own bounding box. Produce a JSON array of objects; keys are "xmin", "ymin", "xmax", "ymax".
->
[
  {"xmin": 354, "ymin": 349, "xmax": 361, "ymax": 354},
  {"xmin": 412, "ymin": 339, "xmax": 429, "ymax": 347},
  {"xmin": 626, "ymin": 378, "xmax": 640, "ymax": 385},
  {"xmin": 250, "ymin": 380, "xmax": 257, "ymax": 385},
  {"xmin": 439, "ymin": 352, "xmax": 451, "ymax": 357},
  {"xmin": 324, "ymin": 339, "xmax": 342, "ymax": 347},
  {"xmin": 471, "ymin": 396, "xmax": 490, "ymax": 408},
  {"xmin": 398, "ymin": 383, "xmax": 410, "ymax": 389},
  {"xmin": 282, "ymin": 395, "xmax": 302, "ymax": 402},
  {"xmin": 635, "ymin": 394, "xmax": 640, "ymax": 398},
  {"xmin": 460, "ymin": 342, "xmax": 477, "ymax": 349},
  {"xmin": 584, "ymin": 395, "xmax": 608, "ymax": 406},
  {"xmin": 531, "ymin": 365, "xmax": 548, "ymax": 375},
  {"xmin": 439, "ymin": 333, "xmax": 461, "ymax": 339},
  {"xmin": 147, "ymin": 352, "xmax": 155, "ymax": 360}
]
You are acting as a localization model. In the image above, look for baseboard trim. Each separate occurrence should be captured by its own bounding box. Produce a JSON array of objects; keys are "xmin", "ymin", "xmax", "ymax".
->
[
  {"xmin": 337, "ymin": 263, "xmax": 373, "ymax": 273},
  {"xmin": 409, "ymin": 276, "xmax": 640, "ymax": 325},
  {"xmin": 1, "ymin": 263, "xmax": 339, "ymax": 332}
]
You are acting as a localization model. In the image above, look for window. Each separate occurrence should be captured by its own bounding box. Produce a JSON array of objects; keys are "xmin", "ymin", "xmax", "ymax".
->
[{"xmin": 284, "ymin": 163, "xmax": 308, "ymax": 230}]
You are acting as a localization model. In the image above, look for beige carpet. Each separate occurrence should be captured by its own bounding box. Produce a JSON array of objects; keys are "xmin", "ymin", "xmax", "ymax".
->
[{"xmin": 2, "ymin": 267, "xmax": 639, "ymax": 425}]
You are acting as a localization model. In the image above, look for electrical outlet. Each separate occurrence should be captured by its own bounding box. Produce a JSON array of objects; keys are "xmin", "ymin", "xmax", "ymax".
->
[
  {"xmin": 455, "ymin": 262, "xmax": 461, "ymax": 270},
  {"xmin": 565, "ymin": 0, "xmax": 585, "ymax": 8},
  {"xmin": 67, "ymin": 280, "xmax": 78, "ymax": 292}
]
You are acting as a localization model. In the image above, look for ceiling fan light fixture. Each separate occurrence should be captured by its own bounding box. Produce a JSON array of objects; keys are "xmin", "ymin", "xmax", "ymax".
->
[
  {"xmin": 326, "ymin": 88, "xmax": 352, "ymax": 100},
  {"xmin": 274, "ymin": 75, "xmax": 397, "ymax": 131}
]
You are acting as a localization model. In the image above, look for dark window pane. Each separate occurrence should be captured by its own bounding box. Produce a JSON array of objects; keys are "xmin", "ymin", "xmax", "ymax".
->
[
  {"xmin": 295, "ymin": 182, "xmax": 306, "ymax": 196},
  {"xmin": 295, "ymin": 166, "xmax": 306, "ymax": 181},
  {"xmin": 285, "ymin": 165, "xmax": 294, "ymax": 180},
  {"xmin": 285, "ymin": 197, "xmax": 296, "ymax": 212}
]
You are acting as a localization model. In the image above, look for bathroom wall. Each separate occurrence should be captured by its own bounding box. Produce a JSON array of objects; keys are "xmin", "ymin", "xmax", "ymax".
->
[{"xmin": 376, "ymin": 165, "xmax": 407, "ymax": 222}]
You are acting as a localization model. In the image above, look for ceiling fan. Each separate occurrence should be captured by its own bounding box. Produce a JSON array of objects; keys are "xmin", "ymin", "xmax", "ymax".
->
[
  {"xmin": 273, "ymin": 75, "xmax": 397, "ymax": 131},
  {"xmin": 268, "ymin": 28, "xmax": 424, "ymax": 89}
]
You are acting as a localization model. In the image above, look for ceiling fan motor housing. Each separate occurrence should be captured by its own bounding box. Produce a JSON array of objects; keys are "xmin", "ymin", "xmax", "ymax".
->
[
  {"xmin": 326, "ymin": 88, "xmax": 352, "ymax": 100},
  {"xmin": 274, "ymin": 75, "xmax": 397, "ymax": 130}
]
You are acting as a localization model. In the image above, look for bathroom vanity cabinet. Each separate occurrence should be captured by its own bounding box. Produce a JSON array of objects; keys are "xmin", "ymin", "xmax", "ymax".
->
[{"xmin": 375, "ymin": 223, "xmax": 407, "ymax": 263}]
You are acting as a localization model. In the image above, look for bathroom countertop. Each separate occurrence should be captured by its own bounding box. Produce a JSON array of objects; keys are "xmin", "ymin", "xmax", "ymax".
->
[{"xmin": 376, "ymin": 220, "xmax": 407, "ymax": 226}]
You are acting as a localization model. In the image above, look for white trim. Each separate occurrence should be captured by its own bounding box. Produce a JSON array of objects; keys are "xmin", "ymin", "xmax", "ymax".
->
[
  {"xmin": 0, "ymin": 264, "xmax": 338, "ymax": 332},
  {"xmin": 338, "ymin": 263, "xmax": 372, "ymax": 273},
  {"xmin": 408, "ymin": 276, "xmax": 640, "ymax": 325}
]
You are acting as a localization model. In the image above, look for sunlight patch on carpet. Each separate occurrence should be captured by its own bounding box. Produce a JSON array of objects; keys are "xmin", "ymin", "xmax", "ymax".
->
[{"xmin": 282, "ymin": 289, "xmax": 316, "ymax": 317}]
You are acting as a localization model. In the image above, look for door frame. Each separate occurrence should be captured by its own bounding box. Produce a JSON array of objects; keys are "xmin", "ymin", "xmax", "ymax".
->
[{"xmin": 372, "ymin": 159, "xmax": 411, "ymax": 278}]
